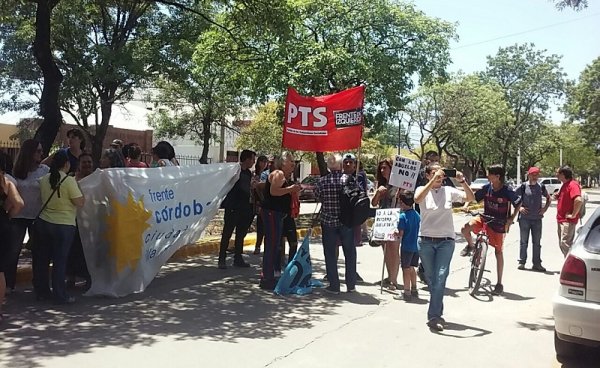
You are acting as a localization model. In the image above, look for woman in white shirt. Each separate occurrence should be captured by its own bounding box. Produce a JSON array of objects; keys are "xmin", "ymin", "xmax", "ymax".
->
[
  {"xmin": 414, "ymin": 163, "xmax": 474, "ymax": 331},
  {"xmin": 7, "ymin": 139, "xmax": 49, "ymax": 292}
]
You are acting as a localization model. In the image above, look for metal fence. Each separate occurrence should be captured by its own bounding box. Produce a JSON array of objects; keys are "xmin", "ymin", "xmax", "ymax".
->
[{"xmin": 140, "ymin": 153, "xmax": 211, "ymax": 166}]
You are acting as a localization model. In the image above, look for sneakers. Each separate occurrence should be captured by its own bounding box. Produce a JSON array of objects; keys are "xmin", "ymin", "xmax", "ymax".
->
[
  {"xmin": 347, "ymin": 288, "xmax": 357, "ymax": 293},
  {"xmin": 411, "ymin": 288, "xmax": 419, "ymax": 297},
  {"xmin": 233, "ymin": 258, "xmax": 250, "ymax": 268},
  {"xmin": 492, "ymin": 283, "xmax": 504, "ymax": 296},
  {"xmin": 324, "ymin": 286, "xmax": 340, "ymax": 295},
  {"xmin": 427, "ymin": 318, "xmax": 444, "ymax": 331},
  {"xmin": 356, "ymin": 273, "xmax": 364, "ymax": 283},
  {"xmin": 517, "ymin": 263, "xmax": 525, "ymax": 270},
  {"xmin": 460, "ymin": 245, "xmax": 473, "ymax": 257},
  {"xmin": 532, "ymin": 264, "xmax": 547, "ymax": 272},
  {"xmin": 394, "ymin": 291, "xmax": 412, "ymax": 302}
]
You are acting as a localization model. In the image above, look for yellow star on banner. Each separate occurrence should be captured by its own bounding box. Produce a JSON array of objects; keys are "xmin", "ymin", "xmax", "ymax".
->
[{"xmin": 106, "ymin": 192, "xmax": 152, "ymax": 274}]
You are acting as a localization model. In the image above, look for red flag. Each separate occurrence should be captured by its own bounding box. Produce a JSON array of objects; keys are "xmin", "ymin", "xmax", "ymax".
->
[{"xmin": 282, "ymin": 86, "xmax": 365, "ymax": 151}]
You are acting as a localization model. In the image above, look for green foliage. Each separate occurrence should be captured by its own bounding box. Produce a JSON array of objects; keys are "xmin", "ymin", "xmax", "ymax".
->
[
  {"xmin": 539, "ymin": 123, "xmax": 599, "ymax": 178},
  {"xmin": 482, "ymin": 43, "xmax": 567, "ymax": 171},
  {"xmin": 554, "ymin": 0, "xmax": 588, "ymax": 11},
  {"xmin": 564, "ymin": 57, "xmax": 600, "ymax": 141},
  {"xmin": 235, "ymin": 101, "xmax": 283, "ymax": 155}
]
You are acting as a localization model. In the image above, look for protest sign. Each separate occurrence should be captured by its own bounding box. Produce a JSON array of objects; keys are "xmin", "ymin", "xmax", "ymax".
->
[
  {"xmin": 389, "ymin": 155, "xmax": 421, "ymax": 191},
  {"xmin": 77, "ymin": 163, "xmax": 240, "ymax": 297},
  {"xmin": 282, "ymin": 86, "xmax": 365, "ymax": 151},
  {"xmin": 371, "ymin": 208, "xmax": 401, "ymax": 241}
]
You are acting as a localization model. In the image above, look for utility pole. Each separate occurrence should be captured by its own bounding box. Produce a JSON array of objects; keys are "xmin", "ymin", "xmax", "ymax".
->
[{"xmin": 559, "ymin": 148, "xmax": 563, "ymax": 167}]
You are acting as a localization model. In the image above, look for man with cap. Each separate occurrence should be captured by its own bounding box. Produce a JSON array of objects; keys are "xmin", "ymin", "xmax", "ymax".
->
[
  {"xmin": 514, "ymin": 167, "xmax": 551, "ymax": 272},
  {"xmin": 110, "ymin": 139, "xmax": 124, "ymax": 150}
]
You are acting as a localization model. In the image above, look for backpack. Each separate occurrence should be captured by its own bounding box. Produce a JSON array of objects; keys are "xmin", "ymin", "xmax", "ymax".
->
[{"xmin": 339, "ymin": 175, "xmax": 371, "ymax": 227}]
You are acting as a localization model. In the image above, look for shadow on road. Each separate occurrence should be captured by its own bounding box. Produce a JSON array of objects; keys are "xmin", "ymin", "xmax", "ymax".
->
[
  {"xmin": 557, "ymin": 347, "xmax": 600, "ymax": 368},
  {"xmin": 435, "ymin": 321, "xmax": 492, "ymax": 339},
  {"xmin": 0, "ymin": 253, "xmax": 355, "ymax": 368}
]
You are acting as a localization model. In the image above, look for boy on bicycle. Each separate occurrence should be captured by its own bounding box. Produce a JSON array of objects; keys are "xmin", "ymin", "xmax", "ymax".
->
[{"xmin": 461, "ymin": 165, "xmax": 521, "ymax": 296}]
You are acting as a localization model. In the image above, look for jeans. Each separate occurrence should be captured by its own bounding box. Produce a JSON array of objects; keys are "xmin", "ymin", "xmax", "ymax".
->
[
  {"xmin": 261, "ymin": 209, "xmax": 286, "ymax": 282},
  {"xmin": 321, "ymin": 223, "xmax": 356, "ymax": 291},
  {"xmin": 6, "ymin": 218, "xmax": 35, "ymax": 289},
  {"xmin": 518, "ymin": 217, "xmax": 543, "ymax": 266},
  {"xmin": 418, "ymin": 238, "xmax": 455, "ymax": 322},
  {"xmin": 218, "ymin": 206, "xmax": 254, "ymax": 262},
  {"xmin": 32, "ymin": 219, "xmax": 76, "ymax": 302}
]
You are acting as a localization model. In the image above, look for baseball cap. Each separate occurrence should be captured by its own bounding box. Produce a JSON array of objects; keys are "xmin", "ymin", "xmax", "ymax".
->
[
  {"xmin": 343, "ymin": 153, "xmax": 356, "ymax": 162},
  {"xmin": 110, "ymin": 139, "xmax": 124, "ymax": 147},
  {"xmin": 527, "ymin": 167, "xmax": 540, "ymax": 175}
]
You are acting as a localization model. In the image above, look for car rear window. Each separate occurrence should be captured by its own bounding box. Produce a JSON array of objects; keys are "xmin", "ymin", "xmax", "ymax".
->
[{"xmin": 584, "ymin": 221, "xmax": 600, "ymax": 254}]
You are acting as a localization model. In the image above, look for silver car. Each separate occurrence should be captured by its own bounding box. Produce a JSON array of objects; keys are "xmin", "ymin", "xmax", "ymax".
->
[{"xmin": 553, "ymin": 206, "xmax": 600, "ymax": 358}]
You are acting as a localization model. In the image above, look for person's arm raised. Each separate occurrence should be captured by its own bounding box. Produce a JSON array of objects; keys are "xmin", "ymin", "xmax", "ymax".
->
[{"xmin": 414, "ymin": 169, "xmax": 444, "ymax": 204}]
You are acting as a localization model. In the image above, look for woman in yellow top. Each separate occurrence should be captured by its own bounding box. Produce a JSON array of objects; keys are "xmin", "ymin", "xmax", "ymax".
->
[{"xmin": 33, "ymin": 151, "xmax": 84, "ymax": 304}]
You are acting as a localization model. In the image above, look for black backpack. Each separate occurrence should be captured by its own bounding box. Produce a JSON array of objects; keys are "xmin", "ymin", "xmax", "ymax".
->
[{"xmin": 339, "ymin": 175, "xmax": 371, "ymax": 227}]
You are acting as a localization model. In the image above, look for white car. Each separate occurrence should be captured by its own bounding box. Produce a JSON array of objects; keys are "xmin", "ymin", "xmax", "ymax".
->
[
  {"xmin": 552, "ymin": 207, "xmax": 600, "ymax": 358},
  {"xmin": 539, "ymin": 177, "xmax": 562, "ymax": 194},
  {"xmin": 470, "ymin": 178, "xmax": 489, "ymax": 191}
]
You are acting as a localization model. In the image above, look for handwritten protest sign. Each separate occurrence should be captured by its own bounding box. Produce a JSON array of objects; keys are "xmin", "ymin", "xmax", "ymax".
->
[
  {"xmin": 371, "ymin": 208, "xmax": 401, "ymax": 241},
  {"xmin": 389, "ymin": 155, "xmax": 421, "ymax": 191}
]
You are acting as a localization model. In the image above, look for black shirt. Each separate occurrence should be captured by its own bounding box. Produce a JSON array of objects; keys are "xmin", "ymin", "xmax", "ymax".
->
[
  {"xmin": 221, "ymin": 168, "xmax": 252, "ymax": 210},
  {"xmin": 262, "ymin": 177, "xmax": 291, "ymax": 213}
]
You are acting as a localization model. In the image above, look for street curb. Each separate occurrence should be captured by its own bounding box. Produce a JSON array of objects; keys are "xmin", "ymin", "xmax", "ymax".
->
[
  {"xmin": 15, "ymin": 205, "xmax": 478, "ymax": 284},
  {"xmin": 15, "ymin": 226, "xmax": 324, "ymax": 285}
]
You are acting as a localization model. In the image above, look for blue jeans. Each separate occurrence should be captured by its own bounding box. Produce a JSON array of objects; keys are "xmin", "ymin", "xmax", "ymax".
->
[
  {"xmin": 321, "ymin": 223, "xmax": 356, "ymax": 291},
  {"xmin": 32, "ymin": 219, "xmax": 76, "ymax": 302},
  {"xmin": 418, "ymin": 238, "xmax": 455, "ymax": 321},
  {"xmin": 518, "ymin": 217, "xmax": 543, "ymax": 266}
]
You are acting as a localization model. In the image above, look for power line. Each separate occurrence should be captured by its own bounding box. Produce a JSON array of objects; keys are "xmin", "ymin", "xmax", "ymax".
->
[{"xmin": 452, "ymin": 12, "xmax": 600, "ymax": 50}]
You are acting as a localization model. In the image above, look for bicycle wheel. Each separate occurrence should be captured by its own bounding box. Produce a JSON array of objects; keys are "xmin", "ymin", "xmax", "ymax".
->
[{"xmin": 468, "ymin": 238, "xmax": 489, "ymax": 296}]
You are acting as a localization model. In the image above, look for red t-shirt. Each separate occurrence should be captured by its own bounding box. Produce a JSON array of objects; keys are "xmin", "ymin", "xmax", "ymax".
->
[
  {"xmin": 556, "ymin": 180, "xmax": 582, "ymax": 224},
  {"xmin": 127, "ymin": 161, "xmax": 149, "ymax": 168}
]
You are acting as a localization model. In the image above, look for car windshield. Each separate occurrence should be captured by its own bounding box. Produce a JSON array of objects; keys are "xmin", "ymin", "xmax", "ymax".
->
[{"xmin": 473, "ymin": 178, "xmax": 488, "ymax": 184}]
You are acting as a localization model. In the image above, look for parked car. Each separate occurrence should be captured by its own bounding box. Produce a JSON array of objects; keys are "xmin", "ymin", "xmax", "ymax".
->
[
  {"xmin": 299, "ymin": 175, "xmax": 319, "ymax": 201},
  {"xmin": 553, "ymin": 206, "xmax": 600, "ymax": 358},
  {"xmin": 539, "ymin": 177, "xmax": 562, "ymax": 194},
  {"xmin": 470, "ymin": 178, "xmax": 489, "ymax": 191}
]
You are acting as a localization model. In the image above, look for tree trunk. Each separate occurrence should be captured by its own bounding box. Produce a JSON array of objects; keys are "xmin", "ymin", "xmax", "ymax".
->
[
  {"xmin": 200, "ymin": 117, "xmax": 211, "ymax": 164},
  {"xmin": 33, "ymin": 0, "xmax": 63, "ymax": 155},
  {"xmin": 316, "ymin": 152, "xmax": 328, "ymax": 176},
  {"xmin": 89, "ymin": 100, "xmax": 113, "ymax": 165}
]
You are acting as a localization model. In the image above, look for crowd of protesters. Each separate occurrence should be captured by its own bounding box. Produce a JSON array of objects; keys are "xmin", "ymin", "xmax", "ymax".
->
[
  {"xmin": 1, "ymin": 134, "xmax": 585, "ymax": 332},
  {"xmin": 0, "ymin": 128, "xmax": 182, "ymax": 321}
]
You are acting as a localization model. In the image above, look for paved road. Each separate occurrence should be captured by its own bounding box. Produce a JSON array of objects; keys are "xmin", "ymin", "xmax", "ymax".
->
[{"xmin": 1, "ymin": 193, "xmax": 600, "ymax": 367}]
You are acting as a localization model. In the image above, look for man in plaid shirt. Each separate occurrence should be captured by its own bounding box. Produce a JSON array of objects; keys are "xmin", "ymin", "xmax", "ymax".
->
[{"xmin": 315, "ymin": 154, "xmax": 357, "ymax": 294}]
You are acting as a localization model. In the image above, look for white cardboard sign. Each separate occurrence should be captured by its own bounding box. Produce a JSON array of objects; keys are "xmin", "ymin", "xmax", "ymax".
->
[
  {"xmin": 372, "ymin": 208, "xmax": 401, "ymax": 241},
  {"xmin": 389, "ymin": 155, "xmax": 421, "ymax": 191}
]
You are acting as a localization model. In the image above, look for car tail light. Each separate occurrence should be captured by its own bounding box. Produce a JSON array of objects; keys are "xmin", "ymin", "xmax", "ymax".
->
[{"xmin": 560, "ymin": 255, "xmax": 586, "ymax": 288}]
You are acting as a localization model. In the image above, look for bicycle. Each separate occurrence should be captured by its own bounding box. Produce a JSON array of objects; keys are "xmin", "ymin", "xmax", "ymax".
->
[{"xmin": 465, "ymin": 211, "xmax": 496, "ymax": 296}]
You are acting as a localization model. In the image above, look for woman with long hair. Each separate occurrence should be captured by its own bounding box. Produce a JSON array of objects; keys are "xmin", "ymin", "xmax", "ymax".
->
[
  {"xmin": 8, "ymin": 139, "xmax": 49, "ymax": 293},
  {"xmin": 252, "ymin": 155, "xmax": 268, "ymax": 254},
  {"xmin": 33, "ymin": 151, "xmax": 84, "ymax": 304},
  {"xmin": 1, "ymin": 153, "xmax": 24, "ymax": 323},
  {"xmin": 99, "ymin": 148, "xmax": 125, "ymax": 169},
  {"xmin": 371, "ymin": 159, "xmax": 401, "ymax": 290}
]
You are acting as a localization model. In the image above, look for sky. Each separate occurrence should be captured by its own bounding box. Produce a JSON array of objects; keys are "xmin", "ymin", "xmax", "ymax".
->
[{"xmin": 414, "ymin": 0, "xmax": 600, "ymax": 82}]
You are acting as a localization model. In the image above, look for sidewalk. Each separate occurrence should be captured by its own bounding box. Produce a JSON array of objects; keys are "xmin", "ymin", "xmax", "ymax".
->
[{"xmin": 15, "ymin": 205, "xmax": 478, "ymax": 285}]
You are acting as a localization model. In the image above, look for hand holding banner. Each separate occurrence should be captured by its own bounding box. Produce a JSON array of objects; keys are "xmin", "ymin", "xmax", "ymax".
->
[{"xmin": 389, "ymin": 155, "xmax": 421, "ymax": 191}]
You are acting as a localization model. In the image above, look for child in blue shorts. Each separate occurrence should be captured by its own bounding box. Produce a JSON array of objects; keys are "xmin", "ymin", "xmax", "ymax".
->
[{"xmin": 394, "ymin": 191, "xmax": 421, "ymax": 301}]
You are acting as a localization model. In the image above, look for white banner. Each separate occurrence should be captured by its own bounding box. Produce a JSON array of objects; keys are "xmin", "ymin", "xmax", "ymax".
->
[
  {"xmin": 77, "ymin": 163, "xmax": 240, "ymax": 297},
  {"xmin": 372, "ymin": 208, "xmax": 401, "ymax": 241},
  {"xmin": 389, "ymin": 155, "xmax": 421, "ymax": 191}
]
